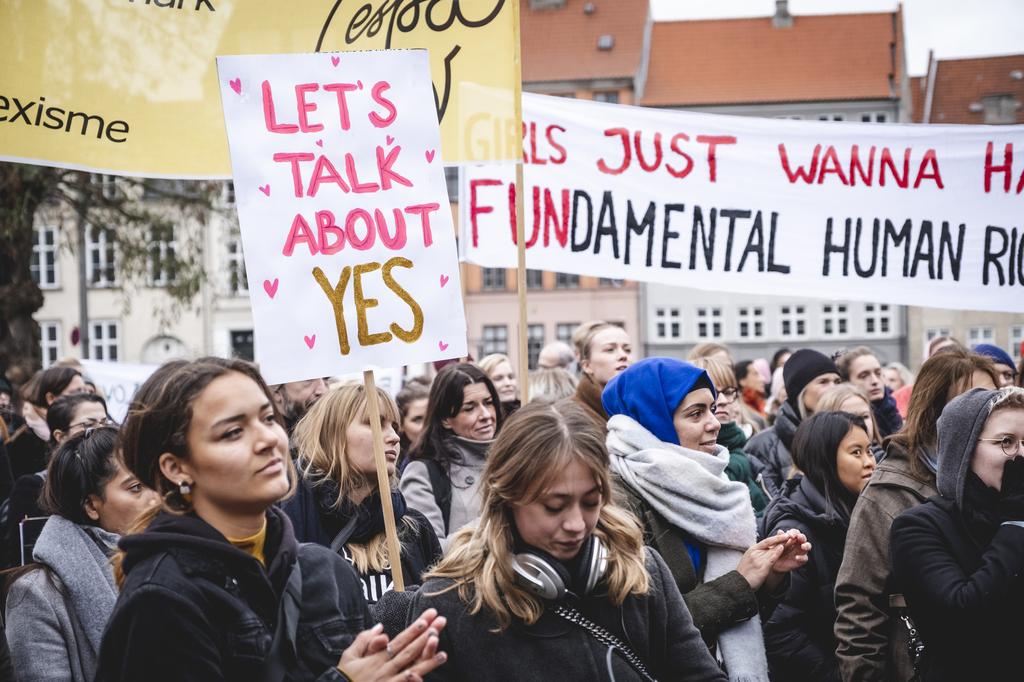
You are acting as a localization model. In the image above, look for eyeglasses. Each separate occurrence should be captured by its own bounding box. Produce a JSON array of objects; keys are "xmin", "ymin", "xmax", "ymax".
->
[
  {"xmin": 717, "ymin": 387, "xmax": 739, "ymax": 403},
  {"xmin": 68, "ymin": 416, "xmax": 116, "ymax": 432},
  {"xmin": 977, "ymin": 436, "xmax": 1024, "ymax": 458}
]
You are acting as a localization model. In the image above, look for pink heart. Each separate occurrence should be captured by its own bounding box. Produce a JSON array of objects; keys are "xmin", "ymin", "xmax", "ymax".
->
[
  {"xmin": 331, "ymin": 55, "xmax": 340, "ymax": 67},
  {"xmin": 425, "ymin": 149, "xmax": 436, "ymax": 163},
  {"xmin": 438, "ymin": 340, "xmax": 449, "ymax": 352},
  {"xmin": 258, "ymin": 184, "xmax": 270, "ymax": 196},
  {"xmin": 315, "ymin": 139, "xmax": 323, "ymax": 147},
  {"xmin": 304, "ymin": 335, "xmax": 316, "ymax": 349},
  {"xmin": 263, "ymin": 278, "xmax": 279, "ymax": 298},
  {"xmin": 386, "ymin": 135, "xmax": 394, "ymax": 145},
  {"xmin": 439, "ymin": 274, "xmax": 449, "ymax": 288},
  {"xmin": 229, "ymin": 78, "xmax": 241, "ymax": 95}
]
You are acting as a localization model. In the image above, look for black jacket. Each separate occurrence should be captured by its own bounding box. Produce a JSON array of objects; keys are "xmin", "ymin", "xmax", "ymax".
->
[
  {"xmin": 410, "ymin": 547, "xmax": 727, "ymax": 682},
  {"xmin": 282, "ymin": 478, "xmax": 442, "ymax": 604},
  {"xmin": 95, "ymin": 507, "xmax": 372, "ymax": 682},
  {"xmin": 871, "ymin": 387, "xmax": 904, "ymax": 439},
  {"xmin": 761, "ymin": 477, "xmax": 849, "ymax": 682},
  {"xmin": 4, "ymin": 472, "xmax": 45, "ymax": 567},
  {"xmin": 745, "ymin": 402, "xmax": 801, "ymax": 498},
  {"xmin": 890, "ymin": 495, "xmax": 1024, "ymax": 682}
]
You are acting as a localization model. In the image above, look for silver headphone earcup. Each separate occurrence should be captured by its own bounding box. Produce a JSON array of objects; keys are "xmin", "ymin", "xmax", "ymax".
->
[
  {"xmin": 511, "ymin": 552, "xmax": 567, "ymax": 600},
  {"xmin": 582, "ymin": 537, "xmax": 609, "ymax": 595}
]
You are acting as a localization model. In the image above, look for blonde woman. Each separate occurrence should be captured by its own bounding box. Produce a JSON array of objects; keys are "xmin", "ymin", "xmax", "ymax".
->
[
  {"xmin": 568, "ymin": 321, "xmax": 632, "ymax": 429},
  {"xmin": 817, "ymin": 383, "xmax": 886, "ymax": 462},
  {"xmin": 285, "ymin": 385, "xmax": 442, "ymax": 605},
  {"xmin": 478, "ymin": 353, "xmax": 520, "ymax": 416},
  {"xmin": 408, "ymin": 400, "xmax": 727, "ymax": 681}
]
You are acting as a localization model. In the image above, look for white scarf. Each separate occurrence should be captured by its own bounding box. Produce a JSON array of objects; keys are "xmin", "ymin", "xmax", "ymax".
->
[{"xmin": 607, "ymin": 414, "xmax": 769, "ymax": 682}]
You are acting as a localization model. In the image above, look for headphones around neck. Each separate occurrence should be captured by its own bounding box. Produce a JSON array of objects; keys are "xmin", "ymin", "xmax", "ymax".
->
[{"xmin": 510, "ymin": 535, "xmax": 609, "ymax": 601}]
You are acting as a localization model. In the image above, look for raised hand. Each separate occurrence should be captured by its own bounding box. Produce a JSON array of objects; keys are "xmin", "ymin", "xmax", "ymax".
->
[{"xmin": 337, "ymin": 608, "xmax": 448, "ymax": 682}]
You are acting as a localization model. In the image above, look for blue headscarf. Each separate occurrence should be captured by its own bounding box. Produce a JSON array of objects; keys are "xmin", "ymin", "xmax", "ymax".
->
[{"xmin": 602, "ymin": 357, "xmax": 717, "ymax": 446}]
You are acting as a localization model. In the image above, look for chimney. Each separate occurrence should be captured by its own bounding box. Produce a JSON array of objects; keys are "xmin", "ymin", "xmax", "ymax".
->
[{"xmin": 773, "ymin": 0, "xmax": 793, "ymax": 28}]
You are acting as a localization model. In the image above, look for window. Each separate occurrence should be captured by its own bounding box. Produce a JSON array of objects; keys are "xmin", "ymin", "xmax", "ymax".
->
[
  {"xmin": 555, "ymin": 272, "xmax": 580, "ymax": 289},
  {"xmin": 481, "ymin": 325, "xmax": 508, "ymax": 356},
  {"xmin": 817, "ymin": 113, "xmax": 845, "ymax": 121},
  {"xmin": 780, "ymin": 305, "xmax": 807, "ymax": 338},
  {"xmin": 598, "ymin": 277, "xmax": 624, "ymax": 287},
  {"xmin": 222, "ymin": 181, "xmax": 235, "ymax": 205},
  {"xmin": 737, "ymin": 306, "xmax": 765, "ymax": 339},
  {"xmin": 821, "ymin": 303, "xmax": 849, "ymax": 337},
  {"xmin": 526, "ymin": 269, "xmax": 544, "ymax": 289},
  {"xmin": 654, "ymin": 307, "xmax": 681, "ymax": 340},
  {"xmin": 149, "ymin": 225, "xmax": 178, "ymax": 286},
  {"xmin": 527, "ymin": 324, "xmax": 545, "ymax": 369},
  {"xmin": 593, "ymin": 91, "xmax": 619, "ymax": 104},
  {"xmin": 31, "ymin": 224, "xmax": 59, "ymax": 289},
  {"xmin": 864, "ymin": 303, "xmax": 892, "ymax": 335},
  {"xmin": 969, "ymin": 326, "xmax": 994, "ymax": 345},
  {"xmin": 556, "ymin": 323, "xmax": 578, "ymax": 344},
  {"xmin": 696, "ymin": 307, "xmax": 722, "ymax": 339},
  {"xmin": 860, "ymin": 112, "xmax": 888, "ymax": 123},
  {"xmin": 39, "ymin": 321, "xmax": 61, "ymax": 368},
  {"xmin": 1010, "ymin": 325, "xmax": 1023, "ymax": 361},
  {"xmin": 90, "ymin": 320, "xmax": 120, "ymax": 361},
  {"xmin": 87, "ymin": 226, "xmax": 118, "ymax": 287},
  {"xmin": 227, "ymin": 238, "xmax": 248, "ymax": 295},
  {"xmin": 91, "ymin": 174, "xmax": 118, "ymax": 200},
  {"xmin": 230, "ymin": 330, "xmax": 254, "ymax": 361},
  {"xmin": 982, "ymin": 95, "xmax": 1018, "ymax": 125},
  {"xmin": 482, "ymin": 268, "xmax": 506, "ymax": 291}
]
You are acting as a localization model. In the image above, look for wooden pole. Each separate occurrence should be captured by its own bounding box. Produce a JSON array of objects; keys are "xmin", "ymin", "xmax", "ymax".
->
[
  {"xmin": 512, "ymin": 0, "xmax": 529, "ymax": 405},
  {"xmin": 362, "ymin": 369, "xmax": 405, "ymax": 592}
]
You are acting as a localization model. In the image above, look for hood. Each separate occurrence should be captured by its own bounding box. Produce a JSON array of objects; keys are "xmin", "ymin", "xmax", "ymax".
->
[
  {"xmin": 32, "ymin": 515, "xmax": 119, "ymax": 655},
  {"xmin": 936, "ymin": 388, "xmax": 1002, "ymax": 508},
  {"xmin": 602, "ymin": 357, "xmax": 715, "ymax": 446},
  {"xmin": 119, "ymin": 506, "xmax": 298, "ymax": 592},
  {"xmin": 763, "ymin": 476, "xmax": 842, "ymax": 533},
  {"xmin": 774, "ymin": 401, "xmax": 801, "ymax": 450}
]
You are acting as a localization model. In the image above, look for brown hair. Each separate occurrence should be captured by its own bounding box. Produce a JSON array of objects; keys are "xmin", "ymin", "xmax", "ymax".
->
[
  {"xmin": 889, "ymin": 348, "xmax": 998, "ymax": 475},
  {"xmin": 835, "ymin": 346, "xmax": 878, "ymax": 381},
  {"xmin": 427, "ymin": 401, "xmax": 649, "ymax": 630}
]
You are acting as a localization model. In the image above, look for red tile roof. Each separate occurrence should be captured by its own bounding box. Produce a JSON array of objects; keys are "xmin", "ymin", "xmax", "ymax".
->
[
  {"xmin": 640, "ymin": 12, "xmax": 902, "ymax": 107},
  {"xmin": 923, "ymin": 54, "xmax": 1024, "ymax": 124},
  {"xmin": 521, "ymin": 0, "xmax": 648, "ymax": 83}
]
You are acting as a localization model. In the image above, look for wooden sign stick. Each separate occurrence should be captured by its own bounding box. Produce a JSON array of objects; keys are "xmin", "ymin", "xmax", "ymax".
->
[
  {"xmin": 362, "ymin": 369, "xmax": 405, "ymax": 592},
  {"xmin": 512, "ymin": 0, "xmax": 529, "ymax": 405}
]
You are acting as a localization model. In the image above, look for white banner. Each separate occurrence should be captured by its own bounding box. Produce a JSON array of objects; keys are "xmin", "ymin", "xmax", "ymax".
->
[
  {"xmin": 461, "ymin": 93, "xmax": 1024, "ymax": 312},
  {"xmin": 218, "ymin": 51, "xmax": 467, "ymax": 385},
  {"xmin": 80, "ymin": 360, "xmax": 158, "ymax": 423}
]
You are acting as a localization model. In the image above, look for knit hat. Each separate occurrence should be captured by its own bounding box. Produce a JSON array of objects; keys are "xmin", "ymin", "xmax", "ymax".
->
[
  {"xmin": 936, "ymin": 387, "xmax": 1002, "ymax": 508},
  {"xmin": 973, "ymin": 344, "xmax": 1016, "ymax": 373},
  {"xmin": 783, "ymin": 349, "xmax": 840, "ymax": 413},
  {"xmin": 602, "ymin": 357, "xmax": 716, "ymax": 446}
]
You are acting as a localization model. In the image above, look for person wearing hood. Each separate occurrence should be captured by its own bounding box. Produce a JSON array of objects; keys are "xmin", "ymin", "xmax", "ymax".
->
[
  {"xmin": 746, "ymin": 350, "xmax": 842, "ymax": 497},
  {"xmin": 401, "ymin": 363, "xmax": 503, "ymax": 549},
  {"xmin": 761, "ymin": 412, "xmax": 875, "ymax": 682},
  {"xmin": 5, "ymin": 427, "xmax": 159, "ymax": 682},
  {"xmin": 603, "ymin": 357, "xmax": 810, "ymax": 682},
  {"xmin": 834, "ymin": 347, "xmax": 999, "ymax": 682},
  {"xmin": 890, "ymin": 386, "xmax": 1024, "ymax": 681},
  {"xmin": 836, "ymin": 347, "xmax": 904, "ymax": 439},
  {"xmin": 284, "ymin": 384, "xmax": 441, "ymax": 605},
  {"xmin": 94, "ymin": 357, "xmax": 448, "ymax": 682},
  {"xmin": 972, "ymin": 343, "xmax": 1018, "ymax": 388}
]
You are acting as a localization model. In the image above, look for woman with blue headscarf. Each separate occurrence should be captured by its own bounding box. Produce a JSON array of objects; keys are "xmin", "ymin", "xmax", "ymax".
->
[{"xmin": 604, "ymin": 358, "xmax": 811, "ymax": 682}]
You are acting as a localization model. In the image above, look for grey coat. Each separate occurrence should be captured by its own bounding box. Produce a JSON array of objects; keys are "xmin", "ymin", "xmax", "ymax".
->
[
  {"xmin": 5, "ymin": 516, "xmax": 119, "ymax": 682},
  {"xmin": 400, "ymin": 436, "xmax": 490, "ymax": 549}
]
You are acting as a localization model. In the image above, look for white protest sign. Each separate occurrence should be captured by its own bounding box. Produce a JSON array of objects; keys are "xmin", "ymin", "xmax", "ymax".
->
[
  {"xmin": 462, "ymin": 93, "xmax": 1024, "ymax": 313},
  {"xmin": 80, "ymin": 360, "xmax": 158, "ymax": 423},
  {"xmin": 218, "ymin": 51, "xmax": 467, "ymax": 385}
]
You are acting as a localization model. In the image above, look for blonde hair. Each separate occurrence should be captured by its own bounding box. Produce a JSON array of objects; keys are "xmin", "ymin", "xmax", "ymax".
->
[
  {"xmin": 571, "ymin": 321, "xmax": 614, "ymax": 362},
  {"xmin": 293, "ymin": 384, "xmax": 414, "ymax": 574},
  {"xmin": 478, "ymin": 354, "xmax": 512, "ymax": 377},
  {"xmin": 426, "ymin": 401, "xmax": 649, "ymax": 630},
  {"xmin": 687, "ymin": 342, "xmax": 733, "ymax": 364},
  {"xmin": 817, "ymin": 384, "xmax": 881, "ymax": 444},
  {"xmin": 528, "ymin": 367, "xmax": 578, "ymax": 403},
  {"xmin": 690, "ymin": 357, "xmax": 736, "ymax": 390},
  {"xmin": 990, "ymin": 386, "xmax": 1024, "ymax": 413}
]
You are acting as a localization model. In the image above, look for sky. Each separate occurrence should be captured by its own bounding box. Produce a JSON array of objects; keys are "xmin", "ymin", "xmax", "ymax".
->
[{"xmin": 649, "ymin": 0, "xmax": 1024, "ymax": 76}]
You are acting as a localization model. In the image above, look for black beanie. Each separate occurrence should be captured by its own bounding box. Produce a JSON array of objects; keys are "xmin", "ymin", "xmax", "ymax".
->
[{"xmin": 784, "ymin": 349, "xmax": 840, "ymax": 412}]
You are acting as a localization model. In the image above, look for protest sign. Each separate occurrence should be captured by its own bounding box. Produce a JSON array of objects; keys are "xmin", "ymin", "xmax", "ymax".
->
[
  {"xmin": 80, "ymin": 359, "xmax": 158, "ymax": 422},
  {"xmin": 0, "ymin": 0, "xmax": 516, "ymax": 177},
  {"xmin": 217, "ymin": 50, "xmax": 467, "ymax": 386},
  {"xmin": 462, "ymin": 93, "xmax": 1024, "ymax": 313}
]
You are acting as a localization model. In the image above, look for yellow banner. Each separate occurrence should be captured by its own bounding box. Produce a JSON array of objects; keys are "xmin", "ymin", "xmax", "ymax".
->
[{"xmin": 0, "ymin": 0, "xmax": 517, "ymax": 177}]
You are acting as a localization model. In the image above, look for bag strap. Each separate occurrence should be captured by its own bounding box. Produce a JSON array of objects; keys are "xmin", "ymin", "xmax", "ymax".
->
[
  {"xmin": 551, "ymin": 603, "xmax": 658, "ymax": 682},
  {"xmin": 424, "ymin": 459, "xmax": 451, "ymax": 534},
  {"xmin": 257, "ymin": 553, "xmax": 304, "ymax": 682},
  {"xmin": 889, "ymin": 593, "xmax": 925, "ymax": 681},
  {"xmin": 329, "ymin": 516, "xmax": 360, "ymax": 554}
]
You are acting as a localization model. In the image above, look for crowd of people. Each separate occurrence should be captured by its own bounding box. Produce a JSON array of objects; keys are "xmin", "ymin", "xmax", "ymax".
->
[{"xmin": 0, "ymin": 328, "xmax": 1022, "ymax": 681}]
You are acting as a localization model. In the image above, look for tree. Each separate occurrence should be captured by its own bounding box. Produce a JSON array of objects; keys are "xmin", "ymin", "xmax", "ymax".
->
[{"xmin": 0, "ymin": 161, "xmax": 221, "ymax": 386}]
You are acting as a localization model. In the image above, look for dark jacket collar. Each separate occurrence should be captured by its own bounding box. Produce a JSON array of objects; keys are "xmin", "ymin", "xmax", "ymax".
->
[{"xmin": 774, "ymin": 402, "xmax": 801, "ymax": 451}]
